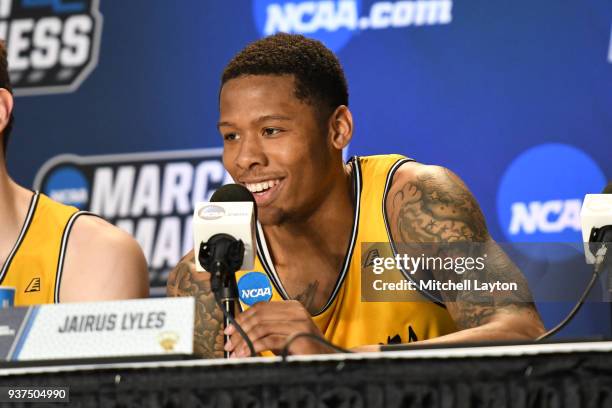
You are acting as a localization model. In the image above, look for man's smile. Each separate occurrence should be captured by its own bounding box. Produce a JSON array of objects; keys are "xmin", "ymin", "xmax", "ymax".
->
[{"xmin": 242, "ymin": 178, "xmax": 284, "ymax": 206}]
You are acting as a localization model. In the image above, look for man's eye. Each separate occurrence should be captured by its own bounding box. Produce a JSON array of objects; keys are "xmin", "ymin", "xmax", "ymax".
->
[
  {"xmin": 263, "ymin": 128, "xmax": 281, "ymax": 136},
  {"xmin": 224, "ymin": 133, "xmax": 239, "ymax": 141}
]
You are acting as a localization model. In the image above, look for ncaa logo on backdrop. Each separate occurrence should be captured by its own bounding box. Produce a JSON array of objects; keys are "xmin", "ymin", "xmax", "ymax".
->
[
  {"xmin": 497, "ymin": 143, "xmax": 606, "ymax": 260},
  {"xmin": 0, "ymin": 0, "xmax": 102, "ymax": 96},
  {"xmin": 43, "ymin": 165, "xmax": 89, "ymax": 208},
  {"xmin": 253, "ymin": 0, "xmax": 453, "ymax": 52},
  {"xmin": 238, "ymin": 272, "xmax": 273, "ymax": 306}
]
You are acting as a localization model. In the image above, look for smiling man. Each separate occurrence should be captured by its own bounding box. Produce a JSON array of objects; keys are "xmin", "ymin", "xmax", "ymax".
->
[{"xmin": 167, "ymin": 33, "xmax": 545, "ymax": 358}]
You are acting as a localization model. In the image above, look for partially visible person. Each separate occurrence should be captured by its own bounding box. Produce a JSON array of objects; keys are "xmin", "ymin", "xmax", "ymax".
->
[{"xmin": 0, "ymin": 41, "xmax": 149, "ymax": 305}]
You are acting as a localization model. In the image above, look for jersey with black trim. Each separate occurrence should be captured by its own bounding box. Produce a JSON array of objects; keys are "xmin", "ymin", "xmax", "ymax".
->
[
  {"xmin": 0, "ymin": 192, "xmax": 92, "ymax": 305},
  {"xmin": 235, "ymin": 154, "xmax": 457, "ymax": 351}
]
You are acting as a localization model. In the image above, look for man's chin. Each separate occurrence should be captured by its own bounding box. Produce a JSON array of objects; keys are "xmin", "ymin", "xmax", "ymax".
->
[{"xmin": 256, "ymin": 207, "xmax": 286, "ymax": 227}]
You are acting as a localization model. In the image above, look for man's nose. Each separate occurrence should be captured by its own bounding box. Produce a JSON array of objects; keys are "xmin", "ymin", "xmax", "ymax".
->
[{"xmin": 235, "ymin": 133, "xmax": 267, "ymax": 171}]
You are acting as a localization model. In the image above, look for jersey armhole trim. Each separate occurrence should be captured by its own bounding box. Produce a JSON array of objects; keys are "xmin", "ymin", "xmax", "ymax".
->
[
  {"xmin": 54, "ymin": 211, "xmax": 102, "ymax": 304},
  {"xmin": 0, "ymin": 191, "xmax": 40, "ymax": 285},
  {"xmin": 381, "ymin": 158, "xmax": 447, "ymax": 308}
]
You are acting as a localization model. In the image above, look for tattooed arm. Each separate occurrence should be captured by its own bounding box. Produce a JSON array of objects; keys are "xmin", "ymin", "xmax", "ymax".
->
[
  {"xmin": 166, "ymin": 250, "xmax": 224, "ymax": 357},
  {"xmin": 386, "ymin": 163, "xmax": 545, "ymax": 343}
]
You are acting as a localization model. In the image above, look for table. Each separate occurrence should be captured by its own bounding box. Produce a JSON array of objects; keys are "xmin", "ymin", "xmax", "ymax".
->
[{"xmin": 2, "ymin": 341, "xmax": 612, "ymax": 407}]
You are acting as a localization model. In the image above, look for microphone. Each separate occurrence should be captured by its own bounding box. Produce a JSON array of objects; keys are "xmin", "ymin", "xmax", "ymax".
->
[
  {"xmin": 193, "ymin": 184, "xmax": 256, "ymax": 275},
  {"xmin": 581, "ymin": 183, "xmax": 612, "ymax": 274},
  {"xmin": 193, "ymin": 184, "xmax": 256, "ymax": 357},
  {"xmin": 536, "ymin": 183, "xmax": 612, "ymax": 341}
]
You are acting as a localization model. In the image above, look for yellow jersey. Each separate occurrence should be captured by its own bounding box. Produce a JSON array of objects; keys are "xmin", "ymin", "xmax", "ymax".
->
[
  {"xmin": 0, "ymin": 192, "xmax": 93, "ymax": 306},
  {"xmin": 236, "ymin": 155, "xmax": 457, "ymax": 350}
]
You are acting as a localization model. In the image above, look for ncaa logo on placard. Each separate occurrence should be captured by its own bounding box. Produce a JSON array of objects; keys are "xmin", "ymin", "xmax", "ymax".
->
[
  {"xmin": 253, "ymin": 0, "xmax": 452, "ymax": 52},
  {"xmin": 41, "ymin": 165, "xmax": 89, "ymax": 209},
  {"xmin": 1, "ymin": 0, "xmax": 103, "ymax": 96},
  {"xmin": 497, "ymin": 143, "xmax": 606, "ymax": 260},
  {"xmin": 238, "ymin": 272, "xmax": 273, "ymax": 306}
]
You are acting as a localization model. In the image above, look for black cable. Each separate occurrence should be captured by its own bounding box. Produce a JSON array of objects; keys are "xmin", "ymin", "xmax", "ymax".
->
[
  {"xmin": 280, "ymin": 332, "xmax": 351, "ymax": 361},
  {"xmin": 535, "ymin": 263, "xmax": 602, "ymax": 341},
  {"xmin": 214, "ymin": 293, "xmax": 256, "ymax": 357}
]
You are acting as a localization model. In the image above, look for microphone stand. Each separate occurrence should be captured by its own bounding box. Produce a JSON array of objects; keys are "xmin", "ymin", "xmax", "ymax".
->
[
  {"xmin": 217, "ymin": 261, "xmax": 238, "ymax": 358},
  {"xmin": 199, "ymin": 235, "xmax": 244, "ymax": 358}
]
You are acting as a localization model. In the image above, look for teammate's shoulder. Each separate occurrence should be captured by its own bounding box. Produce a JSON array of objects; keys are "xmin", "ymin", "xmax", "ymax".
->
[
  {"xmin": 60, "ymin": 213, "xmax": 148, "ymax": 301},
  {"xmin": 70, "ymin": 214, "xmax": 140, "ymax": 254}
]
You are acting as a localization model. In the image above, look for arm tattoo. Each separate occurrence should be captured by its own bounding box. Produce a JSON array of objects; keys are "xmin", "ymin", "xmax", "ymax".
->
[
  {"xmin": 167, "ymin": 253, "xmax": 223, "ymax": 358},
  {"xmin": 293, "ymin": 280, "xmax": 320, "ymax": 314},
  {"xmin": 391, "ymin": 169, "xmax": 487, "ymax": 244},
  {"xmin": 389, "ymin": 168, "xmax": 541, "ymax": 330}
]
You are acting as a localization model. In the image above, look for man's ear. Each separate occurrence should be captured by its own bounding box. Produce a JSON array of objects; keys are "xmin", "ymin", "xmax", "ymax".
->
[
  {"xmin": 0, "ymin": 88, "xmax": 13, "ymax": 134},
  {"xmin": 328, "ymin": 105, "xmax": 353, "ymax": 150}
]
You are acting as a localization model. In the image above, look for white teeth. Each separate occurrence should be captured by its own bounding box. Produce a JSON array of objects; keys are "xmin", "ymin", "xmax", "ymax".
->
[{"xmin": 245, "ymin": 179, "xmax": 280, "ymax": 193}]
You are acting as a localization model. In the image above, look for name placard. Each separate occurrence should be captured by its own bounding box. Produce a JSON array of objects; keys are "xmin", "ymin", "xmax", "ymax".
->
[{"xmin": 0, "ymin": 297, "xmax": 194, "ymax": 362}]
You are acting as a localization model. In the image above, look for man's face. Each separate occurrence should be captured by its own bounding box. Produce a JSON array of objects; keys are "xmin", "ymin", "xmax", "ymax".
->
[{"xmin": 218, "ymin": 75, "xmax": 335, "ymax": 225}]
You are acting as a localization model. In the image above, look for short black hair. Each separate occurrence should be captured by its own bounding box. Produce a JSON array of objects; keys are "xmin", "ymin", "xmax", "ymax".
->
[
  {"xmin": 221, "ymin": 33, "xmax": 349, "ymax": 121},
  {"xmin": 0, "ymin": 40, "xmax": 13, "ymax": 157}
]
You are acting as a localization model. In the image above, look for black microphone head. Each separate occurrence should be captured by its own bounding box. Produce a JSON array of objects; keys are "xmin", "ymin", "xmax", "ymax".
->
[
  {"xmin": 602, "ymin": 182, "xmax": 612, "ymax": 195},
  {"xmin": 210, "ymin": 183, "xmax": 255, "ymax": 203}
]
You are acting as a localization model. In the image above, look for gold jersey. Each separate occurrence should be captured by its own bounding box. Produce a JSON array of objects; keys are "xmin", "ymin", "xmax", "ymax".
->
[
  {"xmin": 236, "ymin": 155, "xmax": 457, "ymax": 350},
  {"xmin": 0, "ymin": 192, "xmax": 93, "ymax": 306}
]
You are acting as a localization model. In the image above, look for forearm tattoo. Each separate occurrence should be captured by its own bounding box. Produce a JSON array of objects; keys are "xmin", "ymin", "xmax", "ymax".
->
[{"xmin": 167, "ymin": 253, "xmax": 224, "ymax": 357}]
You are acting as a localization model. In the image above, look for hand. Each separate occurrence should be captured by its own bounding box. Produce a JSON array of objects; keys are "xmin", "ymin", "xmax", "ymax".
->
[{"xmin": 224, "ymin": 300, "xmax": 333, "ymax": 357}]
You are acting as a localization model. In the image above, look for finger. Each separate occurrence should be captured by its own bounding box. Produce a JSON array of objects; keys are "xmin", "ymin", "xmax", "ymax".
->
[
  {"xmin": 226, "ymin": 320, "xmax": 283, "ymax": 354},
  {"xmin": 225, "ymin": 319, "xmax": 251, "ymax": 353},
  {"xmin": 234, "ymin": 301, "xmax": 307, "ymax": 333},
  {"xmin": 227, "ymin": 320, "xmax": 300, "ymax": 354},
  {"xmin": 226, "ymin": 328, "xmax": 244, "ymax": 353},
  {"xmin": 224, "ymin": 335, "xmax": 237, "ymax": 353},
  {"xmin": 235, "ymin": 334, "xmax": 287, "ymax": 357},
  {"xmin": 246, "ymin": 320, "xmax": 304, "ymax": 343}
]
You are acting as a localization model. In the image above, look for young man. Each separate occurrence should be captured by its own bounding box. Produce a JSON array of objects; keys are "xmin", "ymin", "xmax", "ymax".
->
[
  {"xmin": 0, "ymin": 42, "xmax": 149, "ymax": 305},
  {"xmin": 167, "ymin": 33, "xmax": 545, "ymax": 357}
]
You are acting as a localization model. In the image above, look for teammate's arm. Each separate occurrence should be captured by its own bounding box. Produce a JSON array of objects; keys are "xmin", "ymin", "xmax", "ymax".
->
[
  {"xmin": 166, "ymin": 250, "xmax": 224, "ymax": 358},
  {"xmin": 385, "ymin": 163, "xmax": 545, "ymax": 343},
  {"xmin": 60, "ymin": 216, "xmax": 149, "ymax": 301}
]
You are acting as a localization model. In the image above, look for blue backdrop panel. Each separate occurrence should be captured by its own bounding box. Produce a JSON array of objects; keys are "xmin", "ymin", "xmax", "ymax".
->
[{"xmin": 3, "ymin": 0, "xmax": 612, "ymax": 338}]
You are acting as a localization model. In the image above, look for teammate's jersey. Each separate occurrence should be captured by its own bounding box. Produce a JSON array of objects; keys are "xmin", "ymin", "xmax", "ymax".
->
[
  {"xmin": 235, "ymin": 155, "xmax": 457, "ymax": 350},
  {"xmin": 0, "ymin": 192, "xmax": 92, "ymax": 306}
]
